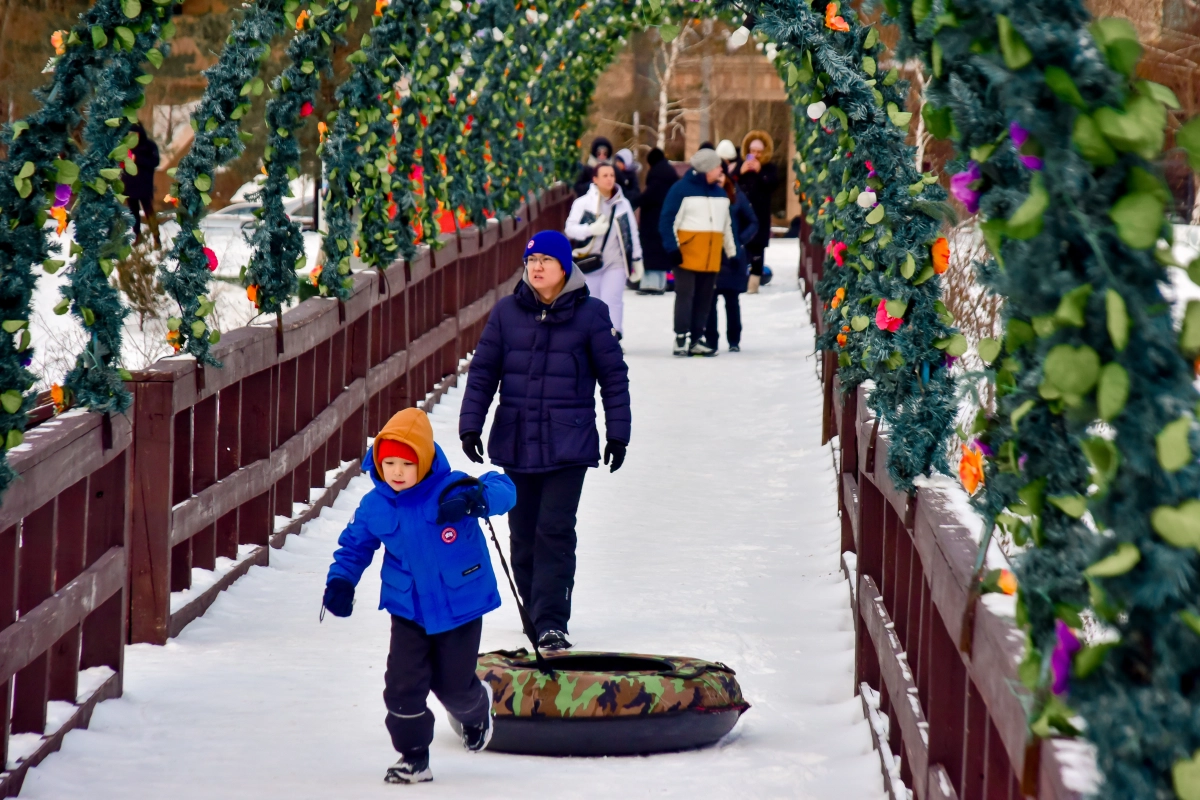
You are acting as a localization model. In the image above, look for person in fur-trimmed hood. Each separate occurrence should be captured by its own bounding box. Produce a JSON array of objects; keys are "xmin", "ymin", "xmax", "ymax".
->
[
  {"xmin": 322, "ymin": 408, "xmax": 516, "ymax": 785},
  {"xmin": 737, "ymin": 129, "xmax": 781, "ymax": 293}
]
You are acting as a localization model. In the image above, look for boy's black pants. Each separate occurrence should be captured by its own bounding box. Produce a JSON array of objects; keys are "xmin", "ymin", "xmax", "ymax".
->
[
  {"xmin": 705, "ymin": 290, "xmax": 742, "ymax": 348},
  {"xmin": 383, "ymin": 615, "xmax": 490, "ymax": 753},
  {"xmin": 505, "ymin": 466, "xmax": 588, "ymax": 636}
]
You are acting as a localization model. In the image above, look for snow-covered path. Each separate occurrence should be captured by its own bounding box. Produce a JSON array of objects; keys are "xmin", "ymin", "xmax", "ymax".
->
[{"xmin": 19, "ymin": 242, "xmax": 885, "ymax": 799}]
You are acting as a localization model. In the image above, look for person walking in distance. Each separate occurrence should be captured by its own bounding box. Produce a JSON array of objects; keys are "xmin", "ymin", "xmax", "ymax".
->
[
  {"xmin": 613, "ymin": 148, "xmax": 642, "ymax": 209},
  {"xmin": 564, "ymin": 161, "xmax": 643, "ymax": 340},
  {"xmin": 125, "ymin": 122, "xmax": 161, "ymax": 249},
  {"xmin": 636, "ymin": 148, "xmax": 679, "ymax": 295},
  {"xmin": 737, "ymin": 130, "xmax": 780, "ymax": 294},
  {"xmin": 573, "ymin": 136, "xmax": 614, "ymax": 198},
  {"xmin": 459, "ymin": 231, "xmax": 631, "ymax": 652},
  {"xmin": 705, "ymin": 158, "xmax": 758, "ymax": 352},
  {"xmin": 659, "ymin": 148, "xmax": 737, "ymax": 356}
]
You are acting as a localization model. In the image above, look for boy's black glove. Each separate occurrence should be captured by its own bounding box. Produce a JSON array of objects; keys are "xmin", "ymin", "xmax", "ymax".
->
[
  {"xmin": 667, "ymin": 249, "xmax": 684, "ymax": 268},
  {"xmin": 438, "ymin": 482, "xmax": 489, "ymax": 523},
  {"xmin": 461, "ymin": 431, "xmax": 485, "ymax": 464},
  {"xmin": 323, "ymin": 578, "xmax": 355, "ymax": 618},
  {"xmin": 604, "ymin": 440, "xmax": 627, "ymax": 472}
]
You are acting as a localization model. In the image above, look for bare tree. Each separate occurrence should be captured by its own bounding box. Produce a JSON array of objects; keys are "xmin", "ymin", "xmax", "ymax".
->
[{"xmin": 908, "ymin": 61, "xmax": 932, "ymax": 171}]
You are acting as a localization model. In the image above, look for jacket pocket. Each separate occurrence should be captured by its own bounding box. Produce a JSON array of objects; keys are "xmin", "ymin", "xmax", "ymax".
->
[
  {"xmin": 487, "ymin": 405, "xmax": 519, "ymax": 464},
  {"xmin": 437, "ymin": 527, "xmax": 489, "ymax": 589},
  {"xmin": 380, "ymin": 559, "xmax": 417, "ymax": 616},
  {"xmin": 548, "ymin": 407, "xmax": 600, "ymax": 465}
]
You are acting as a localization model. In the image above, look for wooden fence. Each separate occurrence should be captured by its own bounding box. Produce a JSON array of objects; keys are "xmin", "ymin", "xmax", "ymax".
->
[
  {"xmin": 0, "ymin": 186, "xmax": 573, "ymax": 796},
  {"xmin": 798, "ymin": 227, "xmax": 1091, "ymax": 800}
]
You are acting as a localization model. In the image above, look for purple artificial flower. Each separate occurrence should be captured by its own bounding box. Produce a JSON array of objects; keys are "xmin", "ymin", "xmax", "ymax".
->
[
  {"xmin": 1050, "ymin": 619, "xmax": 1081, "ymax": 695},
  {"xmin": 1009, "ymin": 120, "xmax": 1030, "ymax": 148},
  {"xmin": 1009, "ymin": 121, "xmax": 1044, "ymax": 172},
  {"xmin": 1019, "ymin": 154, "xmax": 1045, "ymax": 171},
  {"xmin": 1018, "ymin": 453, "xmax": 1029, "ymax": 472},
  {"xmin": 950, "ymin": 161, "xmax": 982, "ymax": 214},
  {"xmin": 944, "ymin": 353, "xmax": 959, "ymax": 368},
  {"xmin": 972, "ymin": 438, "xmax": 995, "ymax": 458},
  {"xmin": 53, "ymin": 184, "xmax": 72, "ymax": 208}
]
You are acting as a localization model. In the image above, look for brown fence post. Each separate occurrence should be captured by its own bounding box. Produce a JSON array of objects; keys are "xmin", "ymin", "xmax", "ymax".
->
[{"xmin": 129, "ymin": 381, "xmax": 175, "ymax": 645}]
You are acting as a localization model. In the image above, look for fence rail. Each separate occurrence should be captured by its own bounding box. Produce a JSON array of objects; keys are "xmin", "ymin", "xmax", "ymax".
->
[
  {"xmin": 0, "ymin": 185, "xmax": 573, "ymax": 797},
  {"xmin": 799, "ymin": 232, "xmax": 1089, "ymax": 800}
]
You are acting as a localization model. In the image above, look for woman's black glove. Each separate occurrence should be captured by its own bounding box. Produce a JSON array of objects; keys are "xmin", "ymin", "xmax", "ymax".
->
[
  {"xmin": 323, "ymin": 578, "xmax": 355, "ymax": 618},
  {"xmin": 461, "ymin": 431, "xmax": 484, "ymax": 464},
  {"xmin": 604, "ymin": 440, "xmax": 627, "ymax": 472},
  {"xmin": 438, "ymin": 482, "xmax": 489, "ymax": 523}
]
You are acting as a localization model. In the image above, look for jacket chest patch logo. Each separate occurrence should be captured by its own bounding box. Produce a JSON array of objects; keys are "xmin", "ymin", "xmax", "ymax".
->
[{"xmin": 441, "ymin": 527, "xmax": 458, "ymax": 544}]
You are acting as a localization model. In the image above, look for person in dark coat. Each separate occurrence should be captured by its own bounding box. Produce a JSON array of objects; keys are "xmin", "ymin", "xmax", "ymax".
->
[
  {"xmin": 613, "ymin": 148, "xmax": 642, "ymax": 209},
  {"xmin": 125, "ymin": 122, "xmax": 161, "ymax": 248},
  {"xmin": 705, "ymin": 166, "xmax": 758, "ymax": 352},
  {"xmin": 737, "ymin": 129, "xmax": 780, "ymax": 293},
  {"xmin": 459, "ymin": 230, "xmax": 630, "ymax": 652},
  {"xmin": 573, "ymin": 136, "xmax": 614, "ymax": 198},
  {"xmin": 635, "ymin": 148, "xmax": 679, "ymax": 295}
]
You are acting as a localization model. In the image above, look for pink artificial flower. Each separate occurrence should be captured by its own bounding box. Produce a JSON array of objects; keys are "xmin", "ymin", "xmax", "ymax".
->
[
  {"xmin": 875, "ymin": 299, "xmax": 903, "ymax": 332},
  {"xmin": 300, "ymin": 101, "xmax": 314, "ymax": 118},
  {"xmin": 865, "ymin": 159, "xmax": 876, "ymax": 178},
  {"xmin": 203, "ymin": 247, "xmax": 218, "ymax": 272},
  {"xmin": 826, "ymin": 240, "xmax": 847, "ymax": 267}
]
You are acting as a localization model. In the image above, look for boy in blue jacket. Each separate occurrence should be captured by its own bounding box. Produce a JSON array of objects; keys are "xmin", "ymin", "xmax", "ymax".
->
[{"xmin": 321, "ymin": 407, "xmax": 516, "ymax": 784}]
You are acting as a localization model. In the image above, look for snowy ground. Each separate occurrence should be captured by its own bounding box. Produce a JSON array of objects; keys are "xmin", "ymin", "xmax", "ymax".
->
[{"xmin": 18, "ymin": 241, "xmax": 886, "ymax": 800}]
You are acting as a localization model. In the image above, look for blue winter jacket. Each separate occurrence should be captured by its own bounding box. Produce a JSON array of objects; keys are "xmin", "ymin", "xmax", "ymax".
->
[
  {"xmin": 716, "ymin": 188, "xmax": 760, "ymax": 293},
  {"xmin": 326, "ymin": 444, "xmax": 516, "ymax": 634},
  {"xmin": 459, "ymin": 267, "xmax": 631, "ymax": 473}
]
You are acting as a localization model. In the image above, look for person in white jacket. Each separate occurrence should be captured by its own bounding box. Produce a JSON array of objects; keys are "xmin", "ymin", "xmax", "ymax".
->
[{"xmin": 564, "ymin": 162, "xmax": 644, "ymax": 338}]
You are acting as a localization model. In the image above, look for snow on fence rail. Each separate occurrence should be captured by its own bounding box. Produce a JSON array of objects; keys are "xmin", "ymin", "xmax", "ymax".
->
[
  {"xmin": 0, "ymin": 186, "xmax": 572, "ymax": 797},
  {"xmin": 800, "ymin": 241, "xmax": 1094, "ymax": 800}
]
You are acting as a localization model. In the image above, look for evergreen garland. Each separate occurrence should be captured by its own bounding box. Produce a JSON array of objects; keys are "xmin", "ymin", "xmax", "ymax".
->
[
  {"xmin": 890, "ymin": 0, "xmax": 1200, "ymax": 795},
  {"xmin": 316, "ymin": 1, "xmax": 403, "ymax": 299},
  {"xmin": 750, "ymin": 0, "xmax": 959, "ymax": 491},
  {"xmin": 0, "ymin": 0, "xmax": 164, "ymax": 491},
  {"xmin": 163, "ymin": 0, "xmax": 288, "ymax": 356},
  {"xmin": 61, "ymin": 0, "xmax": 178, "ymax": 414},
  {"xmin": 245, "ymin": 0, "xmax": 359, "ymax": 322}
]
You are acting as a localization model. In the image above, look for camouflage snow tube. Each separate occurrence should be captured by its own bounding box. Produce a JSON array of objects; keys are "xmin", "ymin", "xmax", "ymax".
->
[{"xmin": 455, "ymin": 649, "xmax": 750, "ymax": 756}]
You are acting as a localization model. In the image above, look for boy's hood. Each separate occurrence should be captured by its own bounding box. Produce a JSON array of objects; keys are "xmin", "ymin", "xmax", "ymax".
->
[
  {"xmin": 363, "ymin": 441, "xmax": 452, "ymax": 499},
  {"xmin": 372, "ymin": 407, "xmax": 437, "ymax": 482}
]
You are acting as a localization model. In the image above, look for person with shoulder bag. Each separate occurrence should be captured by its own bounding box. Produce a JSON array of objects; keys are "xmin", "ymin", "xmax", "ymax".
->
[{"xmin": 564, "ymin": 161, "xmax": 643, "ymax": 339}]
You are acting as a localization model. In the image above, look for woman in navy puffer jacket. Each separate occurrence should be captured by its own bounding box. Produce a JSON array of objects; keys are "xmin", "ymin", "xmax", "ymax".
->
[{"xmin": 459, "ymin": 230, "xmax": 630, "ymax": 651}]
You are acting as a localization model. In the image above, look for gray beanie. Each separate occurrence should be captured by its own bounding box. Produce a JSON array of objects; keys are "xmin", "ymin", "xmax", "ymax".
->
[{"xmin": 690, "ymin": 148, "xmax": 722, "ymax": 174}]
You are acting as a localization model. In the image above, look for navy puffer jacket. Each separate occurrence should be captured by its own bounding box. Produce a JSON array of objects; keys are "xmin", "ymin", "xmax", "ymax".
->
[{"xmin": 459, "ymin": 267, "xmax": 631, "ymax": 473}]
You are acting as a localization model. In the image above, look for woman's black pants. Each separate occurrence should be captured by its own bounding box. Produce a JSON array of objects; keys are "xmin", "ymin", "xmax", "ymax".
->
[{"xmin": 505, "ymin": 466, "xmax": 588, "ymax": 636}]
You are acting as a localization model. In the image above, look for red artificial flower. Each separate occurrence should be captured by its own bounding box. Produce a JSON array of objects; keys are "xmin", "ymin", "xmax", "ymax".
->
[{"xmin": 300, "ymin": 101, "xmax": 314, "ymax": 118}]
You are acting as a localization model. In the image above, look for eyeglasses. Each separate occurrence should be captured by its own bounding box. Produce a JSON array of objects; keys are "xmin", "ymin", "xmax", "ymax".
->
[{"xmin": 525, "ymin": 254, "xmax": 560, "ymax": 267}]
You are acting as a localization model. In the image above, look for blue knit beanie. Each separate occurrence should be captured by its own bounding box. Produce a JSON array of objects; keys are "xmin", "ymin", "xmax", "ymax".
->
[{"xmin": 524, "ymin": 230, "xmax": 574, "ymax": 275}]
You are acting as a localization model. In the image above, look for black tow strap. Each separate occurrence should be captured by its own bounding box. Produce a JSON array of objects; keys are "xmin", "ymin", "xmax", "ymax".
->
[{"xmin": 439, "ymin": 478, "xmax": 555, "ymax": 676}]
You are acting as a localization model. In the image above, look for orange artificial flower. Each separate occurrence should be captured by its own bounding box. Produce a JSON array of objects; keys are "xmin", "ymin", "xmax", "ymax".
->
[
  {"xmin": 353, "ymin": 240, "xmax": 361, "ymax": 257},
  {"xmin": 247, "ymin": 285, "xmax": 259, "ymax": 305},
  {"xmin": 375, "ymin": 0, "xmax": 388, "ymax": 15},
  {"xmin": 837, "ymin": 333, "xmax": 847, "ymax": 347},
  {"xmin": 932, "ymin": 236, "xmax": 950, "ymax": 274},
  {"xmin": 295, "ymin": 9, "xmax": 309, "ymax": 29},
  {"xmin": 830, "ymin": 286, "xmax": 846, "ymax": 309},
  {"xmin": 164, "ymin": 193, "xmax": 179, "ymax": 207},
  {"xmin": 51, "ymin": 30, "xmax": 67, "ymax": 56},
  {"xmin": 50, "ymin": 206, "xmax": 69, "ymax": 235},
  {"xmin": 317, "ymin": 120, "xmax": 328, "ymax": 143},
  {"xmin": 50, "ymin": 384, "xmax": 66, "ymax": 413},
  {"xmin": 166, "ymin": 329, "xmax": 181, "ymax": 353},
  {"xmin": 997, "ymin": 569, "xmax": 1018, "ymax": 596},
  {"xmin": 959, "ymin": 443, "xmax": 985, "ymax": 495},
  {"xmin": 309, "ymin": 264, "xmax": 322, "ymax": 287},
  {"xmin": 825, "ymin": 2, "xmax": 850, "ymax": 32}
]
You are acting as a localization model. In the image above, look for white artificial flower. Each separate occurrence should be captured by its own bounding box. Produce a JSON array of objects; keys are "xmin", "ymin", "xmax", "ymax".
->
[
  {"xmin": 448, "ymin": 73, "xmax": 461, "ymax": 91},
  {"xmin": 806, "ymin": 101, "xmax": 827, "ymax": 120},
  {"xmin": 539, "ymin": 12, "xmax": 548, "ymax": 23},
  {"xmin": 525, "ymin": 7, "xmax": 538, "ymax": 24},
  {"xmin": 492, "ymin": 27, "xmax": 505, "ymax": 41},
  {"xmin": 856, "ymin": 190, "xmax": 877, "ymax": 208},
  {"xmin": 728, "ymin": 26, "xmax": 750, "ymax": 48},
  {"xmin": 450, "ymin": 0, "xmax": 463, "ymax": 11},
  {"xmin": 519, "ymin": 44, "xmax": 528, "ymax": 53},
  {"xmin": 765, "ymin": 43, "xmax": 778, "ymax": 61}
]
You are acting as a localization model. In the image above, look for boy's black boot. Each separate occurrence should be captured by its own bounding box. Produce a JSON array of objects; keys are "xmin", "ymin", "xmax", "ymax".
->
[
  {"xmin": 385, "ymin": 748, "xmax": 433, "ymax": 784},
  {"xmin": 538, "ymin": 629, "xmax": 573, "ymax": 651},
  {"xmin": 460, "ymin": 680, "xmax": 495, "ymax": 753}
]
